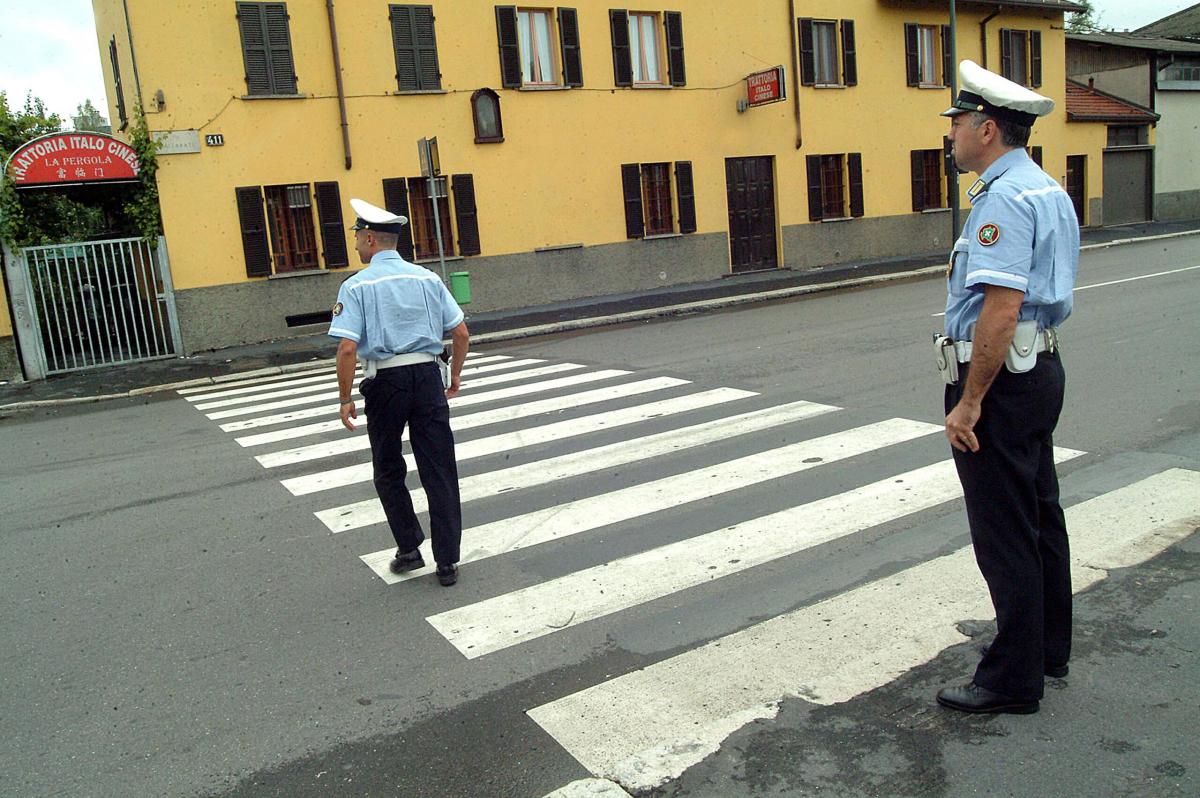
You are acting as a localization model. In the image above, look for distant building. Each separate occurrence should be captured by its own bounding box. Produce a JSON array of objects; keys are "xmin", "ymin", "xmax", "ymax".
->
[{"xmin": 1135, "ymin": 3, "xmax": 1200, "ymax": 41}]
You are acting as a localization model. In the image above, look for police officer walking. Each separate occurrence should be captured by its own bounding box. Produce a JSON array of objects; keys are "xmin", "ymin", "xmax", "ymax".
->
[
  {"xmin": 934, "ymin": 61, "xmax": 1079, "ymax": 714},
  {"xmin": 329, "ymin": 198, "xmax": 469, "ymax": 587}
]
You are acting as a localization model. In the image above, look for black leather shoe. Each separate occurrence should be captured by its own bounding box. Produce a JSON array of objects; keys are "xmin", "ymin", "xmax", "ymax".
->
[
  {"xmin": 436, "ymin": 564, "xmax": 458, "ymax": 587},
  {"xmin": 979, "ymin": 644, "xmax": 1069, "ymax": 678},
  {"xmin": 937, "ymin": 682, "xmax": 1039, "ymax": 714},
  {"xmin": 388, "ymin": 549, "xmax": 425, "ymax": 574}
]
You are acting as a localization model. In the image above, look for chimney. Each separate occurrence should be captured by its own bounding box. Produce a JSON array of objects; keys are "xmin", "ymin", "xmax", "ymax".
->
[{"xmin": 1089, "ymin": 77, "xmax": 1095, "ymax": 89}]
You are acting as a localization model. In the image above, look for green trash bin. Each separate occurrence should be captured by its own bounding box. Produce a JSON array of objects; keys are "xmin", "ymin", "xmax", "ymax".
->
[{"xmin": 449, "ymin": 271, "xmax": 472, "ymax": 305}]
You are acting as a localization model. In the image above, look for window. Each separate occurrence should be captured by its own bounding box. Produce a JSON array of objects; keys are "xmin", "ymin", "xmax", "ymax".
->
[
  {"xmin": 390, "ymin": 4, "xmax": 441, "ymax": 91},
  {"xmin": 620, "ymin": 161, "xmax": 697, "ymax": 238},
  {"xmin": 234, "ymin": 182, "xmax": 348, "ymax": 277},
  {"xmin": 798, "ymin": 19, "xmax": 857, "ymax": 87},
  {"xmin": 904, "ymin": 23, "xmax": 951, "ymax": 87},
  {"xmin": 1162, "ymin": 58, "xmax": 1200, "ymax": 82},
  {"xmin": 495, "ymin": 6, "xmax": 583, "ymax": 88},
  {"xmin": 108, "ymin": 36, "xmax": 127, "ymax": 130},
  {"xmin": 610, "ymin": 10, "xmax": 686, "ymax": 87},
  {"xmin": 379, "ymin": 175, "xmax": 482, "ymax": 261},
  {"xmin": 1027, "ymin": 145, "xmax": 1043, "ymax": 168},
  {"xmin": 1000, "ymin": 29, "xmax": 1042, "ymax": 88},
  {"xmin": 407, "ymin": 177, "xmax": 455, "ymax": 259},
  {"xmin": 471, "ymin": 89, "xmax": 504, "ymax": 143},
  {"xmin": 1107, "ymin": 125, "xmax": 1147, "ymax": 147},
  {"xmin": 806, "ymin": 153, "xmax": 864, "ymax": 221},
  {"xmin": 236, "ymin": 2, "xmax": 298, "ymax": 96},
  {"xmin": 910, "ymin": 149, "xmax": 945, "ymax": 211}
]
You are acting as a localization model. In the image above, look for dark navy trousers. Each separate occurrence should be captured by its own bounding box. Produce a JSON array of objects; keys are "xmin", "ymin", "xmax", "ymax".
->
[
  {"xmin": 360, "ymin": 362, "xmax": 462, "ymax": 566},
  {"xmin": 946, "ymin": 351, "xmax": 1071, "ymax": 700}
]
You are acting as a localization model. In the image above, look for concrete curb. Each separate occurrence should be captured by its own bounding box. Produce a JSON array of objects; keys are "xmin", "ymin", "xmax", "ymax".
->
[{"xmin": 1079, "ymin": 228, "xmax": 1200, "ymax": 251}]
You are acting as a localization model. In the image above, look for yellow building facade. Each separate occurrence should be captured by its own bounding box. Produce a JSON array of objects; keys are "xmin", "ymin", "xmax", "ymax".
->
[{"xmin": 75, "ymin": 0, "xmax": 1099, "ymax": 355}]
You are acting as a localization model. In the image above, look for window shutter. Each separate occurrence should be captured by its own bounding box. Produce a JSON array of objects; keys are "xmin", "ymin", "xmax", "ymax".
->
[
  {"xmin": 236, "ymin": 3, "xmax": 271, "ymax": 95},
  {"xmin": 452, "ymin": 174, "xmax": 481, "ymax": 256},
  {"xmin": 1030, "ymin": 146, "xmax": 1043, "ymax": 168},
  {"xmin": 610, "ymin": 10, "xmax": 632, "ymax": 87},
  {"xmin": 382, "ymin": 178, "xmax": 415, "ymax": 261},
  {"xmin": 621, "ymin": 163, "xmax": 644, "ymax": 238},
  {"xmin": 235, "ymin": 186, "xmax": 272, "ymax": 277},
  {"xmin": 904, "ymin": 24, "xmax": 919, "ymax": 86},
  {"xmin": 848, "ymin": 153, "xmax": 864, "ymax": 218},
  {"xmin": 1030, "ymin": 30, "xmax": 1042, "ymax": 87},
  {"xmin": 391, "ymin": 5, "xmax": 418, "ymax": 90},
  {"xmin": 1000, "ymin": 29, "xmax": 1013, "ymax": 80},
  {"xmin": 495, "ymin": 6, "xmax": 521, "ymax": 88},
  {"xmin": 314, "ymin": 182, "xmax": 349, "ymax": 268},
  {"xmin": 841, "ymin": 20, "xmax": 857, "ymax": 86},
  {"xmin": 263, "ymin": 3, "xmax": 297, "ymax": 94},
  {"xmin": 910, "ymin": 151, "xmax": 925, "ymax": 212},
  {"xmin": 806, "ymin": 155, "xmax": 822, "ymax": 221},
  {"xmin": 558, "ymin": 8, "xmax": 584, "ymax": 87},
  {"xmin": 665, "ymin": 11, "xmax": 686, "ymax": 87},
  {"xmin": 674, "ymin": 161, "xmax": 696, "ymax": 234},
  {"xmin": 798, "ymin": 19, "xmax": 815, "ymax": 86}
]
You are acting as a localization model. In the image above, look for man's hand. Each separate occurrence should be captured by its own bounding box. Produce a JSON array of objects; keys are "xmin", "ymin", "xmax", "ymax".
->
[
  {"xmin": 340, "ymin": 399, "xmax": 357, "ymax": 431},
  {"xmin": 945, "ymin": 398, "xmax": 981, "ymax": 452},
  {"xmin": 444, "ymin": 378, "xmax": 461, "ymax": 400}
]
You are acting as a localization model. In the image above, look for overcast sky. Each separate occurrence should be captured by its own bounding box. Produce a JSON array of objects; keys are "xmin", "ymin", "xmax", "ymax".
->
[{"xmin": 0, "ymin": 0, "xmax": 1196, "ymax": 128}]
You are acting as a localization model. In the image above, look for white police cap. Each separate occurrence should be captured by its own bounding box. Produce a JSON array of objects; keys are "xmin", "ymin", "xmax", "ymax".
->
[
  {"xmin": 942, "ymin": 60, "xmax": 1054, "ymax": 127},
  {"xmin": 349, "ymin": 198, "xmax": 408, "ymax": 233}
]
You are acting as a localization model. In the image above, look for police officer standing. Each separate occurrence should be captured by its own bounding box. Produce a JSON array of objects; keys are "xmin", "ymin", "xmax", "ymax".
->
[
  {"xmin": 935, "ymin": 61, "xmax": 1079, "ymax": 713},
  {"xmin": 329, "ymin": 198, "xmax": 469, "ymax": 587}
]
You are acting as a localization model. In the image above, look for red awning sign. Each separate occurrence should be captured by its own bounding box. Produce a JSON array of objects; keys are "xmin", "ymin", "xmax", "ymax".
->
[
  {"xmin": 5, "ymin": 132, "xmax": 140, "ymax": 187},
  {"xmin": 746, "ymin": 66, "xmax": 786, "ymax": 108}
]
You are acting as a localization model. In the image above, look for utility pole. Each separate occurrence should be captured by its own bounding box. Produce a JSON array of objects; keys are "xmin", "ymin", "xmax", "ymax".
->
[{"xmin": 949, "ymin": 0, "xmax": 961, "ymax": 239}]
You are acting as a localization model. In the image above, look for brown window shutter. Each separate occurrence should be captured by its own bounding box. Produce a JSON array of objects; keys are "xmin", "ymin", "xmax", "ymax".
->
[
  {"xmin": 610, "ymin": 10, "xmax": 632, "ymax": 87},
  {"xmin": 262, "ymin": 3, "xmax": 297, "ymax": 94},
  {"xmin": 1030, "ymin": 30, "xmax": 1042, "ymax": 87},
  {"xmin": 382, "ymin": 177, "xmax": 415, "ymax": 261},
  {"xmin": 621, "ymin": 163, "xmax": 644, "ymax": 238},
  {"xmin": 674, "ymin": 161, "xmax": 696, "ymax": 234},
  {"xmin": 109, "ymin": 37, "xmax": 128, "ymax": 128},
  {"xmin": 1000, "ymin": 29, "xmax": 1013, "ymax": 80},
  {"xmin": 558, "ymin": 8, "xmax": 583, "ymax": 87},
  {"xmin": 941, "ymin": 25, "xmax": 953, "ymax": 87},
  {"xmin": 313, "ymin": 182, "xmax": 349, "ymax": 268},
  {"xmin": 806, "ymin": 155, "xmax": 822, "ymax": 221},
  {"xmin": 665, "ymin": 11, "xmax": 686, "ymax": 87},
  {"xmin": 451, "ymin": 174, "xmax": 481, "ymax": 256},
  {"xmin": 495, "ymin": 6, "xmax": 521, "ymax": 88},
  {"xmin": 904, "ymin": 24, "xmax": 919, "ymax": 86},
  {"xmin": 841, "ymin": 20, "xmax": 857, "ymax": 86},
  {"xmin": 798, "ymin": 19, "xmax": 815, "ymax": 86},
  {"xmin": 848, "ymin": 153, "xmax": 864, "ymax": 218},
  {"xmin": 910, "ymin": 150, "xmax": 925, "ymax": 212},
  {"xmin": 235, "ymin": 186, "xmax": 272, "ymax": 277},
  {"xmin": 1029, "ymin": 146, "xmax": 1043, "ymax": 168}
]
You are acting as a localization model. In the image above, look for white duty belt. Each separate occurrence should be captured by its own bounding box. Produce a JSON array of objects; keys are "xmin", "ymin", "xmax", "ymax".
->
[
  {"xmin": 952, "ymin": 327, "xmax": 1058, "ymax": 363},
  {"xmin": 361, "ymin": 351, "xmax": 436, "ymax": 378}
]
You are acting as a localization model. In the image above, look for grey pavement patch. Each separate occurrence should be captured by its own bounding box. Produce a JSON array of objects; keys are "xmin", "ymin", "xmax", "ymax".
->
[{"xmin": 543, "ymin": 779, "xmax": 634, "ymax": 797}]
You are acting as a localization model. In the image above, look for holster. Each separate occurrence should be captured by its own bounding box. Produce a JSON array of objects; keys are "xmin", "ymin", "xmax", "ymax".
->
[{"xmin": 933, "ymin": 334, "xmax": 959, "ymax": 385}]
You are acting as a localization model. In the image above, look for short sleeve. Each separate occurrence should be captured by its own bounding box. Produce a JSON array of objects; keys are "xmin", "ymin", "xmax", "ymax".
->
[
  {"xmin": 327, "ymin": 281, "xmax": 365, "ymax": 342},
  {"xmin": 439, "ymin": 280, "xmax": 464, "ymax": 331},
  {"xmin": 963, "ymin": 192, "xmax": 1035, "ymax": 293}
]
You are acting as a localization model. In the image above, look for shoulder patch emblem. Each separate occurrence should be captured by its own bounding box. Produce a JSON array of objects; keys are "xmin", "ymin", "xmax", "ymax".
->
[
  {"xmin": 332, "ymin": 302, "xmax": 343, "ymax": 317},
  {"xmin": 977, "ymin": 223, "xmax": 1000, "ymax": 246}
]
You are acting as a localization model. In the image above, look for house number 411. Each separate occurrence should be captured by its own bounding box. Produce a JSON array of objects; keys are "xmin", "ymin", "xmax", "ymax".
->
[{"xmin": 205, "ymin": 134, "xmax": 225, "ymax": 146}]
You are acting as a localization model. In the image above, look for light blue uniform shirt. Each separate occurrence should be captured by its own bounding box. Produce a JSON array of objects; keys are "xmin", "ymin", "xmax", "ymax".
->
[
  {"xmin": 327, "ymin": 251, "xmax": 464, "ymax": 360},
  {"xmin": 945, "ymin": 147, "xmax": 1079, "ymax": 341}
]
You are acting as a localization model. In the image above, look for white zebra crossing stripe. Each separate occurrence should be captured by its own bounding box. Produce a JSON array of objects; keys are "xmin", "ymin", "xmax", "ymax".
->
[
  {"xmin": 364, "ymin": 418, "xmax": 940, "ymax": 585},
  {"xmin": 527, "ymin": 465, "xmax": 1192, "ymax": 792},
  {"xmin": 317, "ymin": 399, "xmax": 839, "ymax": 534},
  {"xmin": 233, "ymin": 377, "xmax": 690, "ymax": 447},
  {"xmin": 194, "ymin": 378, "xmax": 353, "ymax": 411},
  {"xmin": 278, "ymin": 388, "xmax": 754, "ymax": 493}
]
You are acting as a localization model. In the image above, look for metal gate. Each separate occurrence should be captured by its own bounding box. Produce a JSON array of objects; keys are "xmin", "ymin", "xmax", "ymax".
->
[{"xmin": 12, "ymin": 237, "xmax": 181, "ymax": 376}]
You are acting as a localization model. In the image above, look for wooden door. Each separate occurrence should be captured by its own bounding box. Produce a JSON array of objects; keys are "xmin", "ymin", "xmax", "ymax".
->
[
  {"xmin": 1065, "ymin": 155, "xmax": 1086, "ymax": 226},
  {"xmin": 725, "ymin": 156, "xmax": 778, "ymax": 273}
]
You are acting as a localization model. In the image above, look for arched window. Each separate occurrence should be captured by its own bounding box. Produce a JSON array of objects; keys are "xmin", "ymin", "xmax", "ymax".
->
[{"xmin": 471, "ymin": 89, "xmax": 504, "ymax": 144}]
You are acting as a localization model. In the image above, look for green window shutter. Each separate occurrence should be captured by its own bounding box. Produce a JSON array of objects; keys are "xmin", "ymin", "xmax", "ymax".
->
[
  {"xmin": 109, "ymin": 37, "xmax": 128, "ymax": 128},
  {"xmin": 262, "ymin": 3, "xmax": 297, "ymax": 94},
  {"xmin": 558, "ymin": 8, "xmax": 584, "ymax": 87},
  {"xmin": 314, "ymin": 182, "xmax": 348, "ymax": 268},
  {"xmin": 1000, "ymin": 29, "xmax": 1013, "ymax": 81},
  {"xmin": 806, "ymin": 155, "xmax": 822, "ymax": 221},
  {"xmin": 841, "ymin": 20, "xmax": 857, "ymax": 86},
  {"xmin": 848, "ymin": 153, "xmax": 864, "ymax": 218},
  {"xmin": 390, "ymin": 5, "xmax": 419, "ymax": 90},
  {"xmin": 941, "ymin": 25, "xmax": 953, "ymax": 88},
  {"xmin": 452, "ymin": 174, "xmax": 481, "ymax": 256},
  {"xmin": 236, "ymin": 3, "xmax": 271, "ymax": 94},
  {"xmin": 798, "ymin": 19, "xmax": 815, "ymax": 86},
  {"xmin": 610, "ymin": 10, "xmax": 632, "ymax": 87},
  {"xmin": 675, "ymin": 161, "xmax": 696, "ymax": 234},
  {"xmin": 621, "ymin": 163, "xmax": 644, "ymax": 238},
  {"xmin": 381, "ymin": 178, "xmax": 415, "ymax": 261},
  {"xmin": 665, "ymin": 11, "xmax": 686, "ymax": 87},
  {"xmin": 495, "ymin": 6, "xmax": 521, "ymax": 88},
  {"xmin": 911, "ymin": 150, "xmax": 925, "ymax": 212},
  {"xmin": 1030, "ymin": 30, "xmax": 1042, "ymax": 88},
  {"xmin": 904, "ymin": 24, "xmax": 919, "ymax": 86},
  {"xmin": 235, "ymin": 186, "xmax": 273, "ymax": 277}
]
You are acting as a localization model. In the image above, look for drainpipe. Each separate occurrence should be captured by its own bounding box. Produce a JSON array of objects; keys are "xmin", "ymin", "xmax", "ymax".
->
[
  {"xmin": 979, "ymin": 8, "xmax": 1002, "ymax": 70},
  {"xmin": 325, "ymin": 0, "xmax": 352, "ymax": 170},
  {"xmin": 788, "ymin": 0, "xmax": 803, "ymax": 148},
  {"xmin": 120, "ymin": 0, "xmax": 144, "ymax": 111}
]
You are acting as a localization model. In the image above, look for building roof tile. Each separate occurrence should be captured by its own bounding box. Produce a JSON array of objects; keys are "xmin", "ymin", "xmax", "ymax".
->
[{"xmin": 1065, "ymin": 80, "xmax": 1161, "ymax": 123}]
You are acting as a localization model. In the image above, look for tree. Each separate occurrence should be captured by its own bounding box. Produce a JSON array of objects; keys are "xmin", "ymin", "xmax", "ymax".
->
[
  {"xmin": 72, "ymin": 99, "xmax": 110, "ymax": 133},
  {"xmin": 1066, "ymin": 0, "xmax": 1105, "ymax": 33}
]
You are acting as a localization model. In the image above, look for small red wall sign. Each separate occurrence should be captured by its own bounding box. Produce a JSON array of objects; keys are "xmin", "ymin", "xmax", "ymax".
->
[
  {"xmin": 746, "ymin": 66, "xmax": 786, "ymax": 107},
  {"xmin": 5, "ymin": 132, "xmax": 140, "ymax": 187}
]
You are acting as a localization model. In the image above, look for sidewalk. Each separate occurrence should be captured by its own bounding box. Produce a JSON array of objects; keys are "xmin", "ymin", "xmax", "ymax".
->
[{"xmin": 2, "ymin": 218, "xmax": 1196, "ymax": 410}]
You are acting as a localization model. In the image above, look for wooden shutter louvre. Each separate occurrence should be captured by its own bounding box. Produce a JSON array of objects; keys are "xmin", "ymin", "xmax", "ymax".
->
[
  {"xmin": 806, "ymin": 155, "xmax": 823, "ymax": 221},
  {"xmin": 235, "ymin": 186, "xmax": 273, "ymax": 277},
  {"xmin": 621, "ymin": 163, "xmax": 644, "ymax": 238},
  {"xmin": 314, "ymin": 182, "xmax": 348, "ymax": 268},
  {"xmin": 391, "ymin": 5, "xmax": 419, "ymax": 90},
  {"xmin": 904, "ymin": 24, "xmax": 919, "ymax": 86},
  {"xmin": 414, "ymin": 6, "xmax": 441, "ymax": 90},
  {"xmin": 798, "ymin": 19, "xmax": 815, "ymax": 86},
  {"xmin": 452, "ymin": 174, "xmax": 481, "ymax": 256},
  {"xmin": 1000, "ymin": 29, "xmax": 1013, "ymax": 80},
  {"xmin": 675, "ymin": 161, "xmax": 696, "ymax": 234},
  {"xmin": 610, "ymin": 10, "xmax": 632, "ymax": 87},
  {"xmin": 911, "ymin": 151, "xmax": 925, "ymax": 212},
  {"xmin": 941, "ymin": 25, "xmax": 953, "ymax": 87},
  {"xmin": 848, "ymin": 153, "xmax": 864, "ymax": 218},
  {"xmin": 381, "ymin": 178, "xmax": 415, "ymax": 261},
  {"xmin": 1030, "ymin": 30, "xmax": 1042, "ymax": 87},
  {"xmin": 263, "ymin": 3, "xmax": 297, "ymax": 94},
  {"xmin": 665, "ymin": 11, "xmax": 686, "ymax": 86},
  {"xmin": 236, "ymin": 3, "xmax": 270, "ymax": 95},
  {"xmin": 495, "ymin": 6, "xmax": 521, "ymax": 88},
  {"xmin": 841, "ymin": 20, "xmax": 857, "ymax": 86},
  {"xmin": 558, "ymin": 8, "xmax": 583, "ymax": 87}
]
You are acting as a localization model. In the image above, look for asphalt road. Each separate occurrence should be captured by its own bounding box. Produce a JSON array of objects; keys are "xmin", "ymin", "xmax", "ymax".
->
[{"xmin": 0, "ymin": 236, "xmax": 1196, "ymax": 798}]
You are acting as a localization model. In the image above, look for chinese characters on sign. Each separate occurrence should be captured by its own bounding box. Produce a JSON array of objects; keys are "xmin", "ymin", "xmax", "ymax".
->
[
  {"xmin": 746, "ymin": 66, "xmax": 786, "ymax": 108},
  {"xmin": 5, "ymin": 133, "xmax": 139, "ymax": 187}
]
